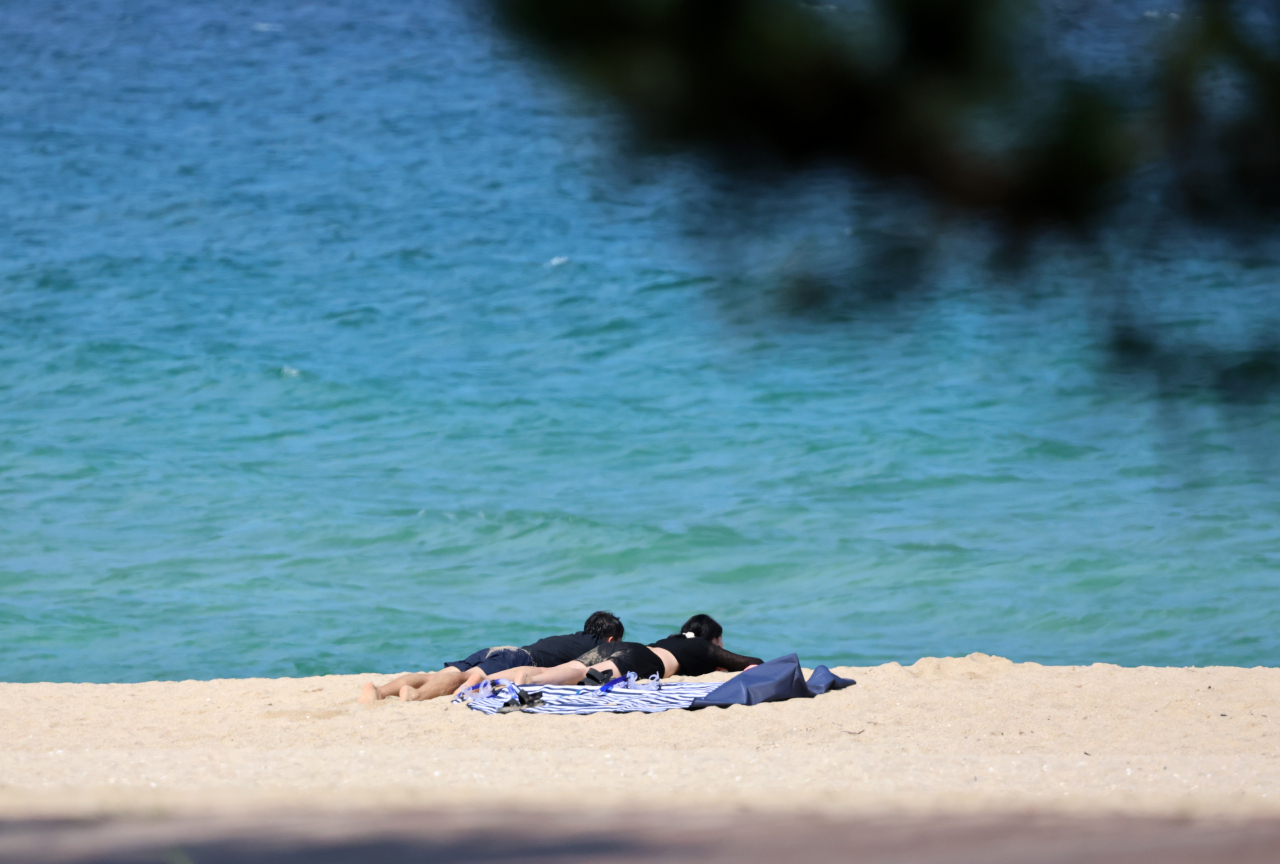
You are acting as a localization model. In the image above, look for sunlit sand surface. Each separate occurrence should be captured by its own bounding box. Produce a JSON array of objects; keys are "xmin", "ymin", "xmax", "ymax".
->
[{"xmin": 5, "ymin": 654, "xmax": 1278, "ymax": 819}]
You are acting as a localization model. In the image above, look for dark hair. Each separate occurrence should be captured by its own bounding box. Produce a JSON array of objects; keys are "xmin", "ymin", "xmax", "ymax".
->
[
  {"xmin": 583, "ymin": 610, "xmax": 624, "ymax": 640},
  {"xmin": 673, "ymin": 614, "xmax": 722, "ymax": 641}
]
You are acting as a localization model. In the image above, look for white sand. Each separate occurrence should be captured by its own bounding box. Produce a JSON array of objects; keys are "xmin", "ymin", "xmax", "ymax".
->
[{"xmin": 4, "ymin": 654, "xmax": 1278, "ymax": 818}]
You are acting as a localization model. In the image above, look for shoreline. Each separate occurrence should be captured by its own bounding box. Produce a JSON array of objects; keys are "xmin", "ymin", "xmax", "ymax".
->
[{"xmin": 4, "ymin": 654, "xmax": 1278, "ymax": 820}]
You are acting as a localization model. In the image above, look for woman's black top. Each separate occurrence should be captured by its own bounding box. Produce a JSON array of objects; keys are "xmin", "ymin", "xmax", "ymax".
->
[{"xmin": 648, "ymin": 636, "xmax": 763, "ymax": 677}]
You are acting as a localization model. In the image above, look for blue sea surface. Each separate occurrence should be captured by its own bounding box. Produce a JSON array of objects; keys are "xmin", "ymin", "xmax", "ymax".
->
[{"xmin": 2, "ymin": 1, "xmax": 1279, "ymax": 682}]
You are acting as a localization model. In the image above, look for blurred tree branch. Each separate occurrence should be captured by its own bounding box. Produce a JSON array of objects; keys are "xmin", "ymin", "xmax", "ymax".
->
[
  {"xmin": 488, "ymin": 0, "xmax": 1280, "ymax": 406},
  {"xmin": 491, "ymin": 0, "xmax": 1280, "ymax": 234}
]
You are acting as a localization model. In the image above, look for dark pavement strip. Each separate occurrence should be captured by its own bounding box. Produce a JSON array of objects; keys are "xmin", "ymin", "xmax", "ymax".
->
[{"xmin": 2, "ymin": 809, "xmax": 1279, "ymax": 863}]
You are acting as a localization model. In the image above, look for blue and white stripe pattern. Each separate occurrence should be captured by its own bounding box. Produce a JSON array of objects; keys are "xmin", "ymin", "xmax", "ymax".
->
[{"xmin": 453, "ymin": 673, "xmax": 722, "ymax": 715}]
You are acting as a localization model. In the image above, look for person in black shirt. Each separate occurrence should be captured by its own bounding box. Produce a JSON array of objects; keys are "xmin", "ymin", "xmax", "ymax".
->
[
  {"xmin": 486, "ymin": 613, "xmax": 761, "ymax": 687},
  {"xmin": 357, "ymin": 611, "xmax": 624, "ymax": 703}
]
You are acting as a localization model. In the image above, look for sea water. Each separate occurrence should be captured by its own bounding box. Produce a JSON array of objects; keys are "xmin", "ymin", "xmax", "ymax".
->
[{"xmin": 2, "ymin": 1, "xmax": 1278, "ymax": 683}]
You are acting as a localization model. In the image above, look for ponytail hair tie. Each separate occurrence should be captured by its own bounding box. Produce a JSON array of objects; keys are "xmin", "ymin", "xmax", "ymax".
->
[{"xmin": 683, "ymin": 631, "xmax": 695, "ymax": 638}]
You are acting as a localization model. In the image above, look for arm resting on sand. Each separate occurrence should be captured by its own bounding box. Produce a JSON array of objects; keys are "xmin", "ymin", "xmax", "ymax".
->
[{"xmin": 711, "ymin": 645, "xmax": 764, "ymax": 672}]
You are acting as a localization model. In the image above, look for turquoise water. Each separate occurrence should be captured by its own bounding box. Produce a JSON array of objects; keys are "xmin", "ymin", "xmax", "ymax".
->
[{"xmin": 3, "ymin": 2, "xmax": 1279, "ymax": 683}]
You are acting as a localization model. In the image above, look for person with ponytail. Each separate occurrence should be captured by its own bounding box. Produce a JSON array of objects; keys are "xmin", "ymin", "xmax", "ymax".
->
[{"xmin": 645, "ymin": 614, "xmax": 760, "ymax": 677}]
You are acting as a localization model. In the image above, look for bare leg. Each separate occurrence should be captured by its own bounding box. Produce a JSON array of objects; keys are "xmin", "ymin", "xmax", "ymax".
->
[
  {"xmin": 483, "ymin": 660, "xmax": 621, "ymax": 687},
  {"xmin": 358, "ymin": 668, "xmax": 465, "ymax": 703},
  {"xmin": 524, "ymin": 660, "xmax": 595, "ymax": 686},
  {"xmin": 444, "ymin": 666, "xmax": 487, "ymax": 697},
  {"xmin": 397, "ymin": 667, "xmax": 467, "ymax": 702},
  {"xmin": 359, "ymin": 673, "xmax": 431, "ymax": 703},
  {"xmin": 483, "ymin": 665, "xmax": 542, "ymax": 685}
]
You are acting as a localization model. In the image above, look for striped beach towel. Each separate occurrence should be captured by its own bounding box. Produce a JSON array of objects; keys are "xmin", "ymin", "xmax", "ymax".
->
[{"xmin": 454, "ymin": 674, "xmax": 721, "ymax": 715}]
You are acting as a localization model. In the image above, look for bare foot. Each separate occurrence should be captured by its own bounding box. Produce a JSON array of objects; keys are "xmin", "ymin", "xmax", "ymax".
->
[
  {"xmin": 399, "ymin": 685, "xmax": 424, "ymax": 702},
  {"xmin": 460, "ymin": 668, "xmax": 487, "ymax": 691},
  {"xmin": 357, "ymin": 682, "xmax": 382, "ymax": 704},
  {"xmin": 452, "ymin": 674, "xmax": 485, "ymax": 697}
]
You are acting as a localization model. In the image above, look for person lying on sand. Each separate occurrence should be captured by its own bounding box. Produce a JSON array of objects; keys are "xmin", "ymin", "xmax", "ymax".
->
[
  {"xmin": 358, "ymin": 610, "xmax": 625, "ymax": 703},
  {"xmin": 483, "ymin": 613, "xmax": 762, "ymax": 688}
]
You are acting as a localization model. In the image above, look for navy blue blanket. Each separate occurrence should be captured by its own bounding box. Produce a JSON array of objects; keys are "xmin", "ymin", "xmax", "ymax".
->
[{"xmin": 689, "ymin": 653, "xmax": 855, "ymax": 708}]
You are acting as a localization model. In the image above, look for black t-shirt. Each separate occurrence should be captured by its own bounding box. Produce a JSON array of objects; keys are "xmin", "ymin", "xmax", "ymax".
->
[
  {"xmin": 522, "ymin": 632, "xmax": 602, "ymax": 667},
  {"xmin": 648, "ymin": 636, "xmax": 763, "ymax": 677}
]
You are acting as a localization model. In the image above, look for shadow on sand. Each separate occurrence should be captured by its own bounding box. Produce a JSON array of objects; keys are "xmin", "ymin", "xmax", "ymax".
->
[{"xmin": 3, "ymin": 809, "xmax": 1280, "ymax": 864}]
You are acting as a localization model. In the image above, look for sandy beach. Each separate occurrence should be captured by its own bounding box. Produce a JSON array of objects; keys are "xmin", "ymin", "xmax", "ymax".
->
[{"xmin": 4, "ymin": 653, "xmax": 1278, "ymax": 819}]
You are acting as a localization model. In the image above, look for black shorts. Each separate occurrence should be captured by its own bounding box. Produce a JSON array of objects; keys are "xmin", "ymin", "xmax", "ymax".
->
[
  {"xmin": 574, "ymin": 642, "xmax": 665, "ymax": 682},
  {"xmin": 444, "ymin": 646, "xmax": 534, "ymax": 676}
]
